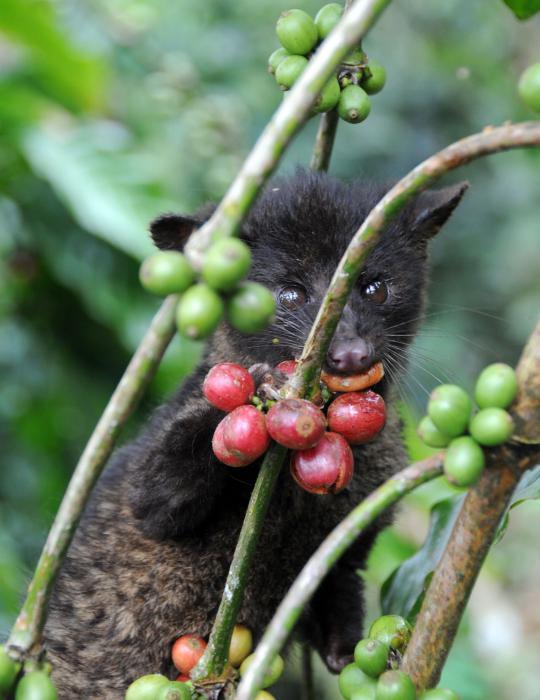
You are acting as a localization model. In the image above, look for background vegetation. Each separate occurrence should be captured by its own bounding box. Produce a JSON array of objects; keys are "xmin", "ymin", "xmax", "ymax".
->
[{"xmin": 1, "ymin": 1, "xmax": 539, "ymax": 698}]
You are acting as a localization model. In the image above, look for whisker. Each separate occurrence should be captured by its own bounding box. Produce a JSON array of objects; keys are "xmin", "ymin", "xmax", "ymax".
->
[
  {"xmin": 400, "ymin": 353, "xmax": 452, "ymax": 387},
  {"xmin": 383, "ymin": 360, "xmax": 410, "ymax": 407},
  {"xmin": 387, "ymin": 327, "xmax": 501, "ymax": 360},
  {"xmin": 385, "ymin": 353, "xmax": 422, "ymax": 407},
  {"xmin": 386, "ymin": 350, "xmax": 432, "ymax": 399},
  {"xmin": 427, "ymin": 302, "xmax": 507, "ymax": 323},
  {"xmin": 388, "ymin": 342, "xmax": 450, "ymax": 384},
  {"xmin": 385, "ymin": 339, "xmax": 463, "ymax": 383},
  {"xmin": 405, "ymin": 351, "xmax": 460, "ymax": 385}
]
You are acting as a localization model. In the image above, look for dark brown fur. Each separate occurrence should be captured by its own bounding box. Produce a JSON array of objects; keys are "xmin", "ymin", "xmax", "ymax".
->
[{"xmin": 43, "ymin": 171, "xmax": 467, "ymax": 698}]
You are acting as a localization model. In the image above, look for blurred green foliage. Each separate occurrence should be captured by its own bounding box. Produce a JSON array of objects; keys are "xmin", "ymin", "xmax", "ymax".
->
[{"xmin": 1, "ymin": 1, "xmax": 539, "ymax": 698}]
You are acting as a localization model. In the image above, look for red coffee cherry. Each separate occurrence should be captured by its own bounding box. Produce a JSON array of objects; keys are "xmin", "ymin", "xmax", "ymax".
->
[
  {"xmin": 222, "ymin": 405, "xmax": 271, "ymax": 464},
  {"xmin": 290, "ymin": 432, "xmax": 354, "ymax": 494},
  {"xmin": 212, "ymin": 418, "xmax": 249, "ymax": 467},
  {"xmin": 275, "ymin": 359, "xmax": 298, "ymax": 377},
  {"xmin": 267, "ymin": 399, "xmax": 326, "ymax": 450},
  {"xmin": 171, "ymin": 634, "xmax": 207, "ymax": 674},
  {"xmin": 203, "ymin": 362, "xmax": 255, "ymax": 412},
  {"xmin": 327, "ymin": 390, "xmax": 386, "ymax": 444}
]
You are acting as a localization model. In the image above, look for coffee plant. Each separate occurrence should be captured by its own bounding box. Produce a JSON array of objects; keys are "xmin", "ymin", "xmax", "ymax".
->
[{"xmin": 2, "ymin": 1, "xmax": 540, "ymax": 699}]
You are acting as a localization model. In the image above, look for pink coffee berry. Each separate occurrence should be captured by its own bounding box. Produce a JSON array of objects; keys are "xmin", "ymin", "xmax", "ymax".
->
[
  {"xmin": 327, "ymin": 390, "xmax": 386, "ymax": 444},
  {"xmin": 266, "ymin": 398, "xmax": 326, "ymax": 450},
  {"xmin": 203, "ymin": 362, "xmax": 255, "ymax": 412},
  {"xmin": 290, "ymin": 432, "xmax": 354, "ymax": 494}
]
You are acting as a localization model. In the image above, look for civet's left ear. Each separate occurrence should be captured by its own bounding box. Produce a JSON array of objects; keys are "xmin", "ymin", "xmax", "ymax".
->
[
  {"xmin": 411, "ymin": 181, "xmax": 469, "ymax": 240},
  {"xmin": 149, "ymin": 213, "xmax": 202, "ymax": 251}
]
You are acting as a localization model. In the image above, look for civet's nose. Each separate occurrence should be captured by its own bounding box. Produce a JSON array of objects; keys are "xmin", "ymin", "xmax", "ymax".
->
[{"xmin": 326, "ymin": 338, "xmax": 373, "ymax": 374}]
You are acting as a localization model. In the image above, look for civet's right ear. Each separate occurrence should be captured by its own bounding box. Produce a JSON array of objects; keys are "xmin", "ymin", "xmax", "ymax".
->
[
  {"xmin": 149, "ymin": 213, "xmax": 202, "ymax": 251},
  {"xmin": 410, "ymin": 181, "xmax": 469, "ymax": 241}
]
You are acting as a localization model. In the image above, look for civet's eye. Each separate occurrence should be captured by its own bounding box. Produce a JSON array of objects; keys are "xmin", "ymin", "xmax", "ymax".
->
[
  {"xmin": 361, "ymin": 279, "xmax": 388, "ymax": 304},
  {"xmin": 278, "ymin": 285, "xmax": 308, "ymax": 310}
]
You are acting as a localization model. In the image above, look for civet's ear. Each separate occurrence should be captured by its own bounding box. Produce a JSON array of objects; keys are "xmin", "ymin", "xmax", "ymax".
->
[
  {"xmin": 411, "ymin": 181, "xmax": 469, "ymax": 240},
  {"xmin": 149, "ymin": 213, "xmax": 202, "ymax": 251}
]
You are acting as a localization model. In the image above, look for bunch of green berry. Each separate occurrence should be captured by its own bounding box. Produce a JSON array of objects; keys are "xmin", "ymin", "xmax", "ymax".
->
[
  {"xmin": 417, "ymin": 363, "xmax": 518, "ymax": 488},
  {"xmin": 338, "ymin": 615, "xmax": 459, "ymax": 700},
  {"xmin": 268, "ymin": 5, "xmax": 386, "ymax": 124},
  {"xmin": 139, "ymin": 238, "xmax": 275, "ymax": 340},
  {"xmin": 0, "ymin": 647, "xmax": 58, "ymax": 700}
]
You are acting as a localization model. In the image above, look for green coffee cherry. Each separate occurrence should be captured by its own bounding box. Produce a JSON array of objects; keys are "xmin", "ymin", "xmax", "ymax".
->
[
  {"xmin": 176, "ymin": 284, "xmax": 224, "ymax": 339},
  {"xmin": 368, "ymin": 615, "xmax": 413, "ymax": 654},
  {"xmin": 314, "ymin": 3, "xmax": 343, "ymax": 40},
  {"xmin": 313, "ymin": 76, "xmax": 341, "ymax": 112},
  {"xmin": 15, "ymin": 671, "xmax": 58, "ymax": 700},
  {"xmin": 444, "ymin": 436, "xmax": 485, "ymax": 487},
  {"xmin": 469, "ymin": 408, "xmax": 513, "ymax": 446},
  {"xmin": 275, "ymin": 55, "xmax": 309, "ymax": 90},
  {"xmin": 343, "ymin": 48, "xmax": 368, "ymax": 66},
  {"xmin": 474, "ymin": 363, "xmax": 517, "ymax": 409},
  {"xmin": 427, "ymin": 384, "xmax": 472, "ymax": 438},
  {"xmin": 376, "ymin": 670, "xmax": 416, "ymax": 700},
  {"xmin": 0, "ymin": 646, "xmax": 20, "ymax": 693},
  {"xmin": 417, "ymin": 416, "xmax": 451, "ymax": 448},
  {"xmin": 354, "ymin": 639, "xmax": 389, "ymax": 678},
  {"xmin": 239, "ymin": 653, "xmax": 284, "ymax": 688},
  {"xmin": 268, "ymin": 47, "xmax": 290, "ymax": 75},
  {"xmin": 125, "ymin": 675, "xmax": 169, "ymax": 700},
  {"xmin": 338, "ymin": 85, "xmax": 371, "ymax": 123},
  {"xmin": 420, "ymin": 689, "xmax": 459, "ymax": 700},
  {"xmin": 362, "ymin": 63, "xmax": 386, "ymax": 95},
  {"xmin": 202, "ymin": 238, "xmax": 252, "ymax": 291},
  {"xmin": 139, "ymin": 252, "xmax": 194, "ymax": 296},
  {"xmin": 227, "ymin": 282, "xmax": 276, "ymax": 333},
  {"xmin": 339, "ymin": 664, "xmax": 376, "ymax": 700},
  {"xmin": 351, "ymin": 684, "xmax": 378, "ymax": 700},
  {"xmin": 276, "ymin": 9, "xmax": 318, "ymax": 56},
  {"xmin": 156, "ymin": 681, "xmax": 191, "ymax": 700},
  {"xmin": 518, "ymin": 63, "xmax": 540, "ymax": 113}
]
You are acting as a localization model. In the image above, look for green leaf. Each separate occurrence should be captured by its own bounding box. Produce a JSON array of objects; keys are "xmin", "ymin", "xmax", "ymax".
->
[
  {"xmin": 381, "ymin": 495, "xmax": 464, "ymax": 620},
  {"xmin": 0, "ymin": 0, "xmax": 105, "ymax": 111},
  {"xmin": 496, "ymin": 463, "xmax": 540, "ymax": 540},
  {"xmin": 22, "ymin": 126, "xmax": 160, "ymax": 260},
  {"xmin": 381, "ymin": 466, "xmax": 540, "ymax": 620},
  {"xmin": 502, "ymin": 0, "xmax": 540, "ymax": 20},
  {"xmin": 0, "ymin": 82, "xmax": 49, "ymax": 134}
]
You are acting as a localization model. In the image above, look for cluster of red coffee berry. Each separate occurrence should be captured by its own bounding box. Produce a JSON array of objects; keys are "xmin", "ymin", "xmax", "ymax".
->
[{"xmin": 203, "ymin": 360, "xmax": 386, "ymax": 495}]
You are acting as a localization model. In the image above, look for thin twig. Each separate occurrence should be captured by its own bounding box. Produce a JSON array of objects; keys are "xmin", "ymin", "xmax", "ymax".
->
[
  {"xmin": 6, "ymin": 296, "xmax": 179, "ymax": 658},
  {"xmin": 309, "ymin": 0, "xmax": 356, "ymax": 172},
  {"xmin": 300, "ymin": 643, "xmax": 315, "ymax": 700},
  {"xmin": 401, "ymin": 319, "xmax": 540, "ymax": 690},
  {"xmin": 191, "ymin": 444, "xmax": 288, "ymax": 682},
  {"xmin": 235, "ymin": 455, "xmax": 445, "ymax": 700},
  {"xmin": 310, "ymin": 110, "xmax": 340, "ymax": 171}
]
